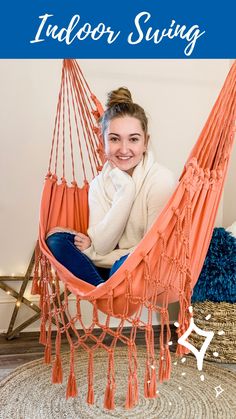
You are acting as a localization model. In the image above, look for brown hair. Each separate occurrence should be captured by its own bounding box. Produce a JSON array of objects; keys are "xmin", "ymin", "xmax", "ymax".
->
[{"xmin": 99, "ymin": 87, "xmax": 149, "ymax": 138}]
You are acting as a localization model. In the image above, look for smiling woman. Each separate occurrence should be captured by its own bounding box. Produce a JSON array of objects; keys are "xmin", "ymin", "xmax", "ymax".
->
[
  {"xmin": 46, "ymin": 86, "xmax": 176, "ymax": 285},
  {"xmin": 105, "ymin": 117, "xmax": 147, "ymax": 176}
]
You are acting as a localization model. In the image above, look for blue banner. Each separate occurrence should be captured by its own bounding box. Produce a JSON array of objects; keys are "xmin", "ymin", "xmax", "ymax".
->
[{"xmin": 0, "ymin": 0, "xmax": 235, "ymax": 58}]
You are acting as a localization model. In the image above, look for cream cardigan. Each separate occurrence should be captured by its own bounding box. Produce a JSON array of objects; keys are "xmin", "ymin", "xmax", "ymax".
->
[{"xmin": 83, "ymin": 151, "xmax": 176, "ymax": 268}]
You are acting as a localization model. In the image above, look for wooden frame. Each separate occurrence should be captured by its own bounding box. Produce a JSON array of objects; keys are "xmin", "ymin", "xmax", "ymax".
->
[{"xmin": 0, "ymin": 244, "xmax": 67, "ymax": 340}]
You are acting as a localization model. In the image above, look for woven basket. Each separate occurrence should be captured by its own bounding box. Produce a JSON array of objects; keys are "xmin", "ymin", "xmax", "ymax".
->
[{"xmin": 190, "ymin": 301, "xmax": 236, "ymax": 363}]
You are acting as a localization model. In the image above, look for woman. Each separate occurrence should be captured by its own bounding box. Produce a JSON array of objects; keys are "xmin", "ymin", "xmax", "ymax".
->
[{"xmin": 46, "ymin": 87, "xmax": 176, "ymax": 286}]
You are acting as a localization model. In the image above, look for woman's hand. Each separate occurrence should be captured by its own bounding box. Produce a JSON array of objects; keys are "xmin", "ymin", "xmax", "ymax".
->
[
  {"xmin": 104, "ymin": 153, "xmax": 117, "ymax": 170},
  {"xmin": 74, "ymin": 233, "xmax": 91, "ymax": 251},
  {"xmin": 108, "ymin": 157, "xmax": 117, "ymax": 169}
]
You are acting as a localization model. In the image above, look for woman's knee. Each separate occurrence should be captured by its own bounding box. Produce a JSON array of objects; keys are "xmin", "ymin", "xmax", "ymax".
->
[
  {"xmin": 46, "ymin": 233, "xmax": 67, "ymax": 254},
  {"xmin": 46, "ymin": 234, "xmax": 56, "ymax": 250}
]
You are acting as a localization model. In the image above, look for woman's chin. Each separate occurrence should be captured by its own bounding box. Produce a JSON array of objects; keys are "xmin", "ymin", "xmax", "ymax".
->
[{"xmin": 117, "ymin": 163, "xmax": 135, "ymax": 172}]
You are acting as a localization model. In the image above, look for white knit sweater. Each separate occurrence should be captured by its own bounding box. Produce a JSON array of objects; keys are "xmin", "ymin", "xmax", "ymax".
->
[{"xmin": 83, "ymin": 151, "xmax": 176, "ymax": 268}]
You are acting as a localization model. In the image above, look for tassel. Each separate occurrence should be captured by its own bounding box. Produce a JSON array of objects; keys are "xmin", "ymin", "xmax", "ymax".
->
[
  {"xmin": 31, "ymin": 241, "xmax": 41, "ymax": 295},
  {"xmin": 87, "ymin": 352, "xmax": 94, "ymax": 405},
  {"xmin": 144, "ymin": 363, "xmax": 157, "ymax": 398},
  {"xmin": 66, "ymin": 372, "xmax": 78, "ymax": 399},
  {"xmin": 66, "ymin": 347, "xmax": 78, "ymax": 399},
  {"xmin": 52, "ymin": 354, "xmax": 63, "ymax": 384},
  {"xmin": 158, "ymin": 346, "xmax": 172, "ymax": 382},
  {"xmin": 144, "ymin": 361, "xmax": 151, "ymax": 397},
  {"xmin": 31, "ymin": 276, "xmax": 39, "ymax": 295},
  {"xmin": 104, "ymin": 351, "xmax": 115, "ymax": 410},
  {"xmin": 44, "ymin": 318, "xmax": 52, "ymax": 364},
  {"xmin": 176, "ymin": 342, "xmax": 190, "ymax": 356},
  {"xmin": 87, "ymin": 386, "xmax": 94, "ymax": 405},
  {"xmin": 125, "ymin": 376, "xmax": 134, "ymax": 409},
  {"xmin": 39, "ymin": 321, "xmax": 47, "ymax": 345},
  {"xmin": 125, "ymin": 372, "xmax": 139, "ymax": 408},
  {"xmin": 158, "ymin": 349, "xmax": 164, "ymax": 383},
  {"xmin": 44, "ymin": 344, "xmax": 51, "ymax": 364},
  {"xmin": 39, "ymin": 292, "xmax": 43, "ymax": 309},
  {"xmin": 104, "ymin": 383, "xmax": 115, "ymax": 410},
  {"xmin": 133, "ymin": 374, "xmax": 139, "ymax": 404},
  {"xmin": 162, "ymin": 346, "xmax": 171, "ymax": 381},
  {"xmin": 164, "ymin": 345, "xmax": 171, "ymax": 380},
  {"xmin": 149, "ymin": 366, "xmax": 157, "ymax": 398},
  {"xmin": 52, "ymin": 332, "xmax": 63, "ymax": 383},
  {"xmin": 125, "ymin": 343, "xmax": 139, "ymax": 408},
  {"xmin": 144, "ymin": 325, "xmax": 157, "ymax": 396}
]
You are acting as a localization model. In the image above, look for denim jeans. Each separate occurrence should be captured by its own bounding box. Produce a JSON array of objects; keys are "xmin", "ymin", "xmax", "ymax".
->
[{"xmin": 46, "ymin": 232, "xmax": 129, "ymax": 286}]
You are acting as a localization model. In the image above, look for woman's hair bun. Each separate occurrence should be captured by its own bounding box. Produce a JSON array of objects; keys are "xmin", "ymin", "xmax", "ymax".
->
[{"xmin": 106, "ymin": 87, "xmax": 133, "ymax": 108}]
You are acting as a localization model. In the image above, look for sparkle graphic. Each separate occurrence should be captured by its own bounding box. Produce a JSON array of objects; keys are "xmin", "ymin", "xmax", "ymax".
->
[
  {"xmin": 178, "ymin": 317, "xmax": 214, "ymax": 371},
  {"xmin": 181, "ymin": 357, "xmax": 186, "ymax": 363},
  {"xmin": 213, "ymin": 352, "xmax": 219, "ymax": 357},
  {"xmin": 215, "ymin": 385, "xmax": 224, "ymax": 398},
  {"xmin": 218, "ymin": 330, "xmax": 225, "ymax": 335},
  {"xmin": 200, "ymin": 374, "xmax": 205, "ymax": 381},
  {"xmin": 205, "ymin": 314, "xmax": 211, "ymax": 320}
]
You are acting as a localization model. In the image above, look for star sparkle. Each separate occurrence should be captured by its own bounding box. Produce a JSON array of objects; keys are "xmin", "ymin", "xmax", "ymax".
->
[
  {"xmin": 177, "ymin": 317, "xmax": 214, "ymax": 371},
  {"xmin": 215, "ymin": 385, "xmax": 224, "ymax": 398}
]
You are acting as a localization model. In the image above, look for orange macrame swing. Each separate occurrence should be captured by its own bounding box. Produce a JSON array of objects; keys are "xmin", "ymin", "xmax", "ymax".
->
[{"xmin": 32, "ymin": 59, "xmax": 236, "ymax": 410}]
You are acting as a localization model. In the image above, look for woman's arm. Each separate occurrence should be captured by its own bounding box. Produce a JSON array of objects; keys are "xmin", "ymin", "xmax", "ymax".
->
[
  {"xmin": 87, "ymin": 168, "xmax": 136, "ymax": 255},
  {"xmin": 146, "ymin": 169, "xmax": 177, "ymax": 232},
  {"xmin": 83, "ymin": 245, "xmax": 136, "ymax": 268}
]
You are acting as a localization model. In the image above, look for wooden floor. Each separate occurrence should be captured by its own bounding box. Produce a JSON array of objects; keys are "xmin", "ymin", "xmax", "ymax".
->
[{"xmin": 0, "ymin": 328, "xmax": 235, "ymax": 381}]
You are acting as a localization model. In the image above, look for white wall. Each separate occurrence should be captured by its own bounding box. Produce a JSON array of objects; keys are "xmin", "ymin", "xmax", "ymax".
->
[{"xmin": 0, "ymin": 59, "xmax": 234, "ymax": 332}]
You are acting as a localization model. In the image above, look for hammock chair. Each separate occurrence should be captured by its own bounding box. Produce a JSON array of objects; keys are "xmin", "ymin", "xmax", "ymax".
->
[{"xmin": 32, "ymin": 59, "xmax": 236, "ymax": 410}]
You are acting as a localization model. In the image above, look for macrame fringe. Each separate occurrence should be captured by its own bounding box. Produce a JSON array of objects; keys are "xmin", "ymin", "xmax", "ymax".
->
[
  {"xmin": 44, "ymin": 343, "xmax": 52, "ymax": 364},
  {"xmin": 103, "ymin": 351, "xmax": 115, "ymax": 410},
  {"xmin": 158, "ymin": 345, "xmax": 171, "ymax": 383},
  {"xmin": 52, "ymin": 354, "xmax": 63, "ymax": 384},
  {"xmin": 31, "ymin": 241, "xmax": 41, "ymax": 295},
  {"xmin": 144, "ymin": 326, "xmax": 157, "ymax": 398},
  {"xmin": 104, "ymin": 383, "xmax": 115, "ymax": 410},
  {"xmin": 87, "ymin": 351, "xmax": 94, "ymax": 405},
  {"xmin": 176, "ymin": 271, "xmax": 192, "ymax": 356},
  {"xmin": 144, "ymin": 360, "xmax": 157, "ymax": 398},
  {"xmin": 66, "ymin": 372, "xmax": 78, "ymax": 399},
  {"xmin": 44, "ymin": 322, "xmax": 52, "ymax": 364},
  {"xmin": 39, "ymin": 320, "xmax": 47, "ymax": 345},
  {"xmin": 52, "ymin": 332, "xmax": 63, "ymax": 384},
  {"xmin": 125, "ymin": 375, "xmax": 139, "ymax": 409},
  {"xmin": 125, "ymin": 345, "xmax": 139, "ymax": 408},
  {"xmin": 157, "ymin": 307, "xmax": 172, "ymax": 383},
  {"xmin": 66, "ymin": 348, "xmax": 78, "ymax": 399},
  {"xmin": 176, "ymin": 340, "xmax": 190, "ymax": 356}
]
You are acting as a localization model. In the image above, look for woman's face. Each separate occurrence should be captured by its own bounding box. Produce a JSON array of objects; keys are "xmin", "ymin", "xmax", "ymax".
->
[{"xmin": 104, "ymin": 116, "xmax": 148, "ymax": 175}]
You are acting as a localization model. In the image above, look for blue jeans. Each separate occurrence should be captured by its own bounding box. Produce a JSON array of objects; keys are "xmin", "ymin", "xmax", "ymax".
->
[{"xmin": 46, "ymin": 232, "xmax": 129, "ymax": 286}]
